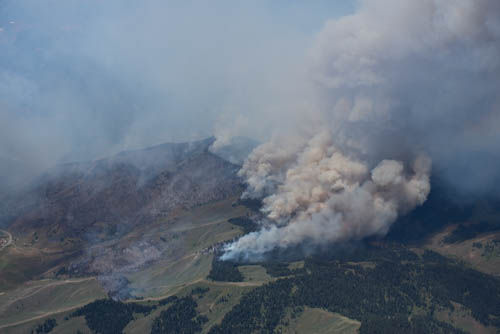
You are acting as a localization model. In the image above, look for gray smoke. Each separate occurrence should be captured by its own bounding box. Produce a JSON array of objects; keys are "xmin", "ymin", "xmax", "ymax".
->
[
  {"xmin": 222, "ymin": 0, "xmax": 500, "ymax": 260},
  {"xmin": 1, "ymin": 0, "xmax": 346, "ymax": 192}
]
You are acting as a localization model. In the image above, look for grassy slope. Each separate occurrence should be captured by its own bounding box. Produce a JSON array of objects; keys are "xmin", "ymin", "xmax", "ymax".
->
[
  {"xmin": 422, "ymin": 227, "xmax": 500, "ymax": 333},
  {"xmin": 122, "ymin": 279, "xmax": 259, "ymax": 333},
  {"xmin": 238, "ymin": 264, "xmax": 273, "ymax": 283},
  {"xmin": 0, "ymin": 243, "xmax": 80, "ymax": 291},
  {"xmin": 126, "ymin": 198, "xmax": 248, "ymax": 298},
  {"xmin": 0, "ymin": 198, "xmax": 251, "ymax": 332},
  {"xmin": 125, "ymin": 281, "xmax": 256, "ymax": 334},
  {"xmin": 7, "ymin": 246, "xmax": 498, "ymax": 334},
  {"xmin": 0, "ymin": 281, "xmax": 253, "ymax": 334},
  {"xmin": 9, "ymin": 196, "xmax": 500, "ymax": 334},
  {"xmin": 196, "ymin": 284, "xmax": 255, "ymax": 334},
  {"xmin": 281, "ymin": 307, "xmax": 360, "ymax": 334},
  {"xmin": 435, "ymin": 301, "xmax": 497, "ymax": 334},
  {"xmin": 0, "ymin": 278, "xmax": 105, "ymax": 330},
  {"xmin": 426, "ymin": 226, "xmax": 500, "ymax": 276}
]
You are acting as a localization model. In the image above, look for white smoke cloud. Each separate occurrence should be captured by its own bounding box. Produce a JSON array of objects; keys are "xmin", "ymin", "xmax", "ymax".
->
[
  {"xmin": 223, "ymin": 131, "xmax": 430, "ymax": 260},
  {"xmin": 222, "ymin": 0, "xmax": 500, "ymax": 260}
]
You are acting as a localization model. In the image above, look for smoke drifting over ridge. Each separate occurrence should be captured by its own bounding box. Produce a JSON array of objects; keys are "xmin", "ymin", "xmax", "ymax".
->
[
  {"xmin": 1, "ymin": 0, "xmax": 499, "ymax": 260},
  {"xmin": 1, "ymin": 1, "xmax": 354, "ymax": 192},
  {"xmin": 222, "ymin": 0, "xmax": 500, "ymax": 260}
]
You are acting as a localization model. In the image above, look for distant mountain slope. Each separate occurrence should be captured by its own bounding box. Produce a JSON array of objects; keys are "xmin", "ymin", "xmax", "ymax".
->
[{"xmin": 2, "ymin": 138, "xmax": 243, "ymax": 238}]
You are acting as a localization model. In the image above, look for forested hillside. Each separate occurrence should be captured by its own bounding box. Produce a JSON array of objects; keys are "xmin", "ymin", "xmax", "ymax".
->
[{"xmin": 23, "ymin": 244, "xmax": 499, "ymax": 334}]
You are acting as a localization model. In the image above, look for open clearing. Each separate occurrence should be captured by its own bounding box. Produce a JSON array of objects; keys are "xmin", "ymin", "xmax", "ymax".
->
[
  {"xmin": 426, "ymin": 226, "xmax": 500, "ymax": 276},
  {"xmin": 0, "ymin": 277, "xmax": 106, "ymax": 329},
  {"xmin": 124, "ymin": 281, "xmax": 256, "ymax": 334},
  {"xmin": 279, "ymin": 307, "xmax": 360, "ymax": 334},
  {"xmin": 126, "ymin": 198, "xmax": 248, "ymax": 298},
  {"xmin": 0, "ymin": 197, "xmax": 364, "ymax": 333},
  {"xmin": 0, "ymin": 198, "xmax": 252, "ymax": 331},
  {"xmin": 238, "ymin": 264, "xmax": 273, "ymax": 283},
  {"xmin": 435, "ymin": 301, "xmax": 497, "ymax": 334}
]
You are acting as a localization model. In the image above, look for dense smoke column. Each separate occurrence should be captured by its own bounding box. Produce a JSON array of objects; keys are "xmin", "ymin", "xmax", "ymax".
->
[
  {"xmin": 222, "ymin": 132, "xmax": 430, "ymax": 260},
  {"xmin": 223, "ymin": 0, "xmax": 500, "ymax": 260}
]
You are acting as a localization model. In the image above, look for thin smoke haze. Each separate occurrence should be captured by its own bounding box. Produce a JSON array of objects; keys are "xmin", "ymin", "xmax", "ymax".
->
[{"xmin": 1, "ymin": 1, "xmax": 353, "ymax": 191}]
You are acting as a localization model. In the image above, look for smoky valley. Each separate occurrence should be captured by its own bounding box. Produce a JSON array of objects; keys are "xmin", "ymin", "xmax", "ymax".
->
[
  {"xmin": 2, "ymin": 0, "xmax": 500, "ymax": 333},
  {"xmin": 0, "ymin": 137, "xmax": 498, "ymax": 334}
]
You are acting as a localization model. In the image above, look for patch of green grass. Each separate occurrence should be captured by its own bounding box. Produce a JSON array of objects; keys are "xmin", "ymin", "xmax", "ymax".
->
[
  {"xmin": 127, "ymin": 254, "xmax": 214, "ymax": 298},
  {"xmin": 0, "ymin": 278, "xmax": 106, "ymax": 327},
  {"xmin": 427, "ymin": 230, "xmax": 500, "ymax": 276},
  {"xmin": 183, "ymin": 221, "xmax": 240, "ymax": 253},
  {"xmin": 280, "ymin": 307, "xmax": 360, "ymax": 334},
  {"xmin": 435, "ymin": 301, "xmax": 497, "ymax": 334},
  {"xmin": 123, "ymin": 303, "xmax": 173, "ymax": 334},
  {"xmin": 0, "ymin": 198, "xmax": 253, "ymax": 332},
  {"xmin": 51, "ymin": 315, "xmax": 93, "ymax": 334},
  {"xmin": 127, "ymin": 199, "xmax": 249, "ymax": 298},
  {"xmin": 0, "ymin": 244, "xmax": 81, "ymax": 291},
  {"xmin": 0, "ymin": 252, "xmax": 44, "ymax": 290},
  {"xmin": 238, "ymin": 265, "xmax": 272, "ymax": 283},
  {"xmin": 2, "ymin": 311, "xmax": 96, "ymax": 334},
  {"xmin": 288, "ymin": 261, "xmax": 305, "ymax": 270},
  {"xmin": 195, "ymin": 284, "xmax": 254, "ymax": 333},
  {"xmin": 125, "ymin": 281, "xmax": 254, "ymax": 334}
]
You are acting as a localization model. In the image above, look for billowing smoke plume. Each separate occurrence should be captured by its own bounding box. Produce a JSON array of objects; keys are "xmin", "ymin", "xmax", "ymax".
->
[
  {"xmin": 223, "ymin": 132, "xmax": 431, "ymax": 259},
  {"xmin": 223, "ymin": 0, "xmax": 500, "ymax": 260}
]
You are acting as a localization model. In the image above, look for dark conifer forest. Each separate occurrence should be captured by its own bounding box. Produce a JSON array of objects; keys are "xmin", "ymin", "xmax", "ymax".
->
[{"xmin": 61, "ymin": 245, "xmax": 500, "ymax": 334}]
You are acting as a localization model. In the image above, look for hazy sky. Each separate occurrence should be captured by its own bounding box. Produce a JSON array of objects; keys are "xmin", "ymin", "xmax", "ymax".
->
[
  {"xmin": 2, "ymin": 0, "xmax": 499, "ymax": 202},
  {"xmin": 0, "ymin": 0, "xmax": 356, "ymax": 177}
]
